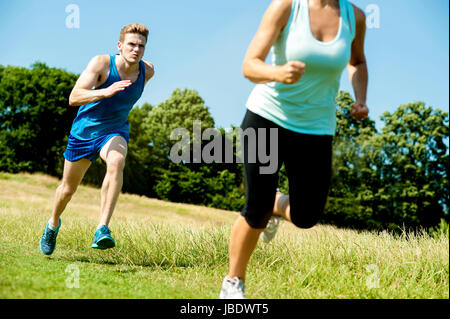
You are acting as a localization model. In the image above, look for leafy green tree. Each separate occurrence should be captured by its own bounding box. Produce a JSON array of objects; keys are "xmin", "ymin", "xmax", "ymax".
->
[
  {"xmin": 323, "ymin": 91, "xmax": 381, "ymax": 228},
  {"xmin": 142, "ymin": 89, "xmax": 244, "ymax": 210},
  {"xmin": 122, "ymin": 102, "xmax": 157, "ymax": 196},
  {"xmin": 0, "ymin": 63, "xmax": 78, "ymax": 175},
  {"xmin": 142, "ymin": 88, "xmax": 215, "ymax": 166},
  {"xmin": 3, "ymin": 61, "xmax": 446, "ymax": 230},
  {"xmin": 324, "ymin": 94, "xmax": 449, "ymax": 231},
  {"xmin": 368, "ymin": 102, "xmax": 449, "ymax": 228}
]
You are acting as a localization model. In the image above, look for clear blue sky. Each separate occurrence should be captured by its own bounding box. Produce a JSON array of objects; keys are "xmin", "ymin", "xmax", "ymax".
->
[{"xmin": 1, "ymin": 0, "xmax": 448, "ymax": 131}]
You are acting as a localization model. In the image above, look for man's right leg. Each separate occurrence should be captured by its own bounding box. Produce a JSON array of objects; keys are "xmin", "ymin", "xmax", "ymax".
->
[
  {"xmin": 49, "ymin": 159, "xmax": 92, "ymax": 227},
  {"xmin": 41, "ymin": 158, "xmax": 91, "ymax": 255}
]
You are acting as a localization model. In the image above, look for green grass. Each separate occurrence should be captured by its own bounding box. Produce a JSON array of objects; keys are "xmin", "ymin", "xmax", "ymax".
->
[{"xmin": 0, "ymin": 172, "xmax": 448, "ymax": 299}]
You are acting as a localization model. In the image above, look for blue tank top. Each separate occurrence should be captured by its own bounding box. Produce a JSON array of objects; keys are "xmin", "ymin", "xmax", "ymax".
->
[
  {"xmin": 70, "ymin": 54, "xmax": 145, "ymax": 140},
  {"xmin": 246, "ymin": 0, "xmax": 356, "ymax": 136}
]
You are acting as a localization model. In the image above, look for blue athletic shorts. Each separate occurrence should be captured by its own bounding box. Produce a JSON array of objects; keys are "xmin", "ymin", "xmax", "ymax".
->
[{"xmin": 63, "ymin": 132, "xmax": 129, "ymax": 162}]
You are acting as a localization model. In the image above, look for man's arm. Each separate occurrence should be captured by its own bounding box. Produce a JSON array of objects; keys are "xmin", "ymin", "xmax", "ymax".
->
[
  {"xmin": 348, "ymin": 5, "xmax": 369, "ymax": 121},
  {"xmin": 143, "ymin": 61, "xmax": 155, "ymax": 85},
  {"xmin": 69, "ymin": 55, "xmax": 132, "ymax": 107}
]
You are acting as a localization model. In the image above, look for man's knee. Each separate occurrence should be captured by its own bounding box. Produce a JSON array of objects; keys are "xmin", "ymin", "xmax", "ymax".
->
[
  {"xmin": 106, "ymin": 154, "xmax": 126, "ymax": 172},
  {"xmin": 59, "ymin": 183, "xmax": 77, "ymax": 199}
]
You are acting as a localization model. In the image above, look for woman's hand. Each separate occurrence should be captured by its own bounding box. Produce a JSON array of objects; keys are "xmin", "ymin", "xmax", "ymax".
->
[
  {"xmin": 275, "ymin": 61, "xmax": 306, "ymax": 84},
  {"xmin": 351, "ymin": 101, "xmax": 369, "ymax": 121}
]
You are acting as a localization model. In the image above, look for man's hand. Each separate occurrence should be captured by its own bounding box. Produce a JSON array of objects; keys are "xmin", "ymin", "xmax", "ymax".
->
[
  {"xmin": 275, "ymin": 61, "xmax": 306, "ymax": 84},
  {"xmin": 103, "ymin": 80, "xmax": 132, "ymax": 98},
  {"xmin": 351, "ymin": 101, "xmax": 369, "ymax": 121}
]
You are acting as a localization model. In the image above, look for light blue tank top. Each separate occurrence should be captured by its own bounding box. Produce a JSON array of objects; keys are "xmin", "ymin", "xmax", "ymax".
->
[
  {"xmin": 246, "ymin": 0, "xmax": 356, "ymax": 135},
  {"xmin": 70, "ymin": 54, "xmax": 145, "ymax": 140}
]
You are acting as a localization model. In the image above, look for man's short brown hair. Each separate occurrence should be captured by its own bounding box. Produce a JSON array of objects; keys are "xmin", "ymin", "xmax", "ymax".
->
[{"xmin": 119, "ymin": 24, "xmax": 149, "ymax": 43}]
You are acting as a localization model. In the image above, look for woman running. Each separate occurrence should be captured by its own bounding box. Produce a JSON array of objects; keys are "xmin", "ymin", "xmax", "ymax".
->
[{"xmin": 220, "ymin": 0, "xmax": 369, "ymax": 298}]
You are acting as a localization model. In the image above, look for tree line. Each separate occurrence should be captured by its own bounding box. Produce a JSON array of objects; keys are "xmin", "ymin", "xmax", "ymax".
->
[{"xmin": 0, "ymin": 63, "xmax": 448, "ymax": 232}]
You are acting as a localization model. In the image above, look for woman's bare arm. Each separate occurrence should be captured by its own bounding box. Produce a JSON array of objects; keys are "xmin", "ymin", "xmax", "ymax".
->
[
  {"xmin": 242, "ymin": 0, "xmax": 306, "ymax": 84},
  {"xmin": 348, "ymin": 5, "xmax": 369, "ymax": 121}
]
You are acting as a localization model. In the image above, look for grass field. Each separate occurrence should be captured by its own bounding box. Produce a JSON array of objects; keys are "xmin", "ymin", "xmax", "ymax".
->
[{"xmin": 0, "ymin": 172, "xmax": 448, "ymax": 299}]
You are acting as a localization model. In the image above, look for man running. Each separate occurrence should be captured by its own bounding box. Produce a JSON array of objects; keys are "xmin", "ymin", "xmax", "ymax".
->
[{"xmin": 40, "ymin": 24, "xmax": 155, "ymax": 255}]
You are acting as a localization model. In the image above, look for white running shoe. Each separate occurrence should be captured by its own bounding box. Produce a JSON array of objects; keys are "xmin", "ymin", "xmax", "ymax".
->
[
  {"xmin": 260, "ymin": 215, "xmax": 283, "ymax": 243},
  {"xmin": 260, "ymin": 189, "xmax": 285, "ymax": 243},
  {"xmin": 219, "ymin": 276, "xmax": 246, "ymax": 299}
]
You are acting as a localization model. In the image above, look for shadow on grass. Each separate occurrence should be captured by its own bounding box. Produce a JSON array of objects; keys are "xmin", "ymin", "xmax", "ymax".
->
[{"xmin": 54, "ymin": 252, "xmax": 213, "ymax": 271}]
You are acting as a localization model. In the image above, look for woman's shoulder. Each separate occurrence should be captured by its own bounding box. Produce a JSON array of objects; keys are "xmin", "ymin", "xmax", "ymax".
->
[
  {"xmin": 265, "ymin": 0, "xmax": 294, "ymax": 29},
  {"xmin": 279, "ymin": 0, "xmax": 293, "ymax": 9},
  {"xmin": 269, "ymin": 0, "xmax": 293, "ymax": 14}
]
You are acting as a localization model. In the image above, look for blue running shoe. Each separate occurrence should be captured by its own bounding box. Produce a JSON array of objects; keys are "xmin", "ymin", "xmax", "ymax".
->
[
  {"xmin": 91, "ymin": 225, "xmax": 115, "ymax": 250},
  {"xmin": 40, "ymin": 219, "xmax": 61, "ymax": 255}
]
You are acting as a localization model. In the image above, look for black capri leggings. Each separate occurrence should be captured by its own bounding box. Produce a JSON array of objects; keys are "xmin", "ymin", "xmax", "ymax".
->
[{"xmin": 240, "ymin": 109, "xmax": 333, "ymax": 229}]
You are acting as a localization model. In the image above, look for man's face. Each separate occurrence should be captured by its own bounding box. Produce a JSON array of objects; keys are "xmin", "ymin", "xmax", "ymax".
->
[{"xmin": 118, "ymin": 33, "xmax": 146, "ymax": 63}]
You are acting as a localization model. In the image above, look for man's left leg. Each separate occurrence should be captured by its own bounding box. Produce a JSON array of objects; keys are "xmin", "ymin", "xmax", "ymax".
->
[
  {"xmin": 99, "ymin": 135, "xmax": 127, "ymax": 227},
  {"xmin": 91, "ymin": 135, "xmax": 127, "ymax": 249}
]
